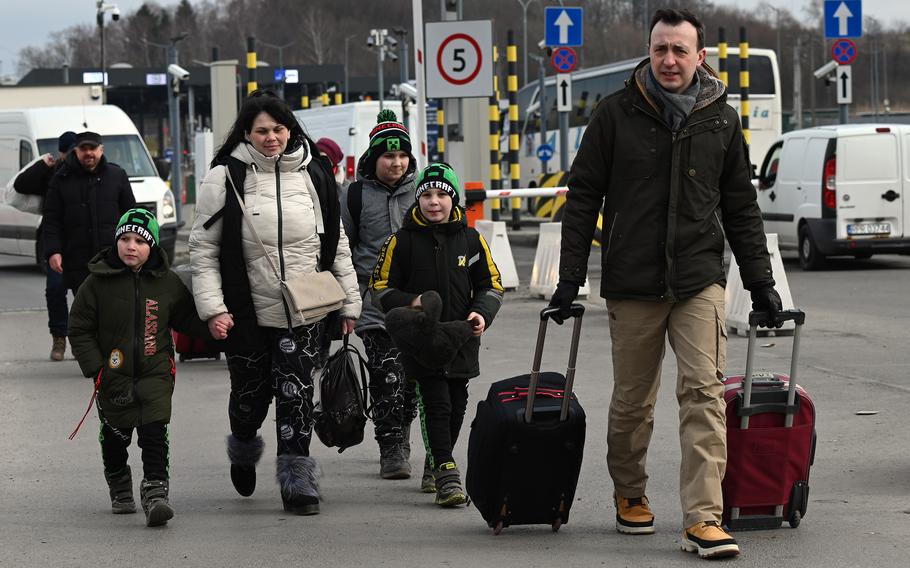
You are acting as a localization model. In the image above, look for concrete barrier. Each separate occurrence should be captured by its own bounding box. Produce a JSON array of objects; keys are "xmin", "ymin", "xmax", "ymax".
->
[
  {"xmin": 529, "ymin": 222, "xmax": 590, "ymax": 299},
  {"xmin": 725, "ymin": 233, "xmax": 796, "ymax": 336},
  {"xmin": 475, "ymin": 220, "xmax": 519, "ymax": 290}
]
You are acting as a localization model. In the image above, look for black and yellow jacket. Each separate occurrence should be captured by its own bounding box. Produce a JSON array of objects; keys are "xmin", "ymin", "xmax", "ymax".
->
[
  {"xmin": 370, "ymin": 205, "xmax": 504, "ymax": 380},
  {"xmin": 69, "ymin": 248, "xmax": 207, "ymax": 428}
]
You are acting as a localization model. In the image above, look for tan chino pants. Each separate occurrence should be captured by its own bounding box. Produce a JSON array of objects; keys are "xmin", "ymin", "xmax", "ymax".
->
[{"xmin": 606, "ymin": 283, "xmax": 728, "ymax": 528}]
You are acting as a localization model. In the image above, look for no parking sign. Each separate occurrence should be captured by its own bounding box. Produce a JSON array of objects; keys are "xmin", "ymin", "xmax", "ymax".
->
[{"xmin": 425, "ymin": 20, "xmax": 493, "ymax": 98}]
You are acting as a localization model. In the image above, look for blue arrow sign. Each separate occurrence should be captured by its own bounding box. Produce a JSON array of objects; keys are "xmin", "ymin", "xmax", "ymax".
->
[
  {"xmin": 824, "ymin": 1, "xmax": 862, "ymax": 39},
  {"xmin": 537, "ymin": 143, "xmax": 555, "ymax": 162},
  {"xmin": 545, "ymin": 7, "xmax": 583, "ymax": 47},
  {"xmin": 274, "ymin": 68, "xmax": 286, "ymax": 82}
]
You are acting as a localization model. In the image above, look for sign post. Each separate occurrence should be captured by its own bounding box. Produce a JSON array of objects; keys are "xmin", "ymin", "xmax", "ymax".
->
[
  {"xmin": 545, "ymin": 8, "xmax": 582, "ymax": 172},
  {"xmin": 824, "ymin": 2, "xmax": 861, "ymax": 125}
]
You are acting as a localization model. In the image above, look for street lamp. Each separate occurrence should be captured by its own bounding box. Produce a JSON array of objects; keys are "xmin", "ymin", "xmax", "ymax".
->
[
  {"xmin": 516, "ymin": 0, "xmax": 536, "ymax": 88},
  {"xmin": 344, "ymin": 34, "xmax": 358, "ymax": 104},
  {"xmin": 258, "ymin": 40, "xmax": 295, "ymax": 99},
  {"xmin": 96, "ymin": 0, "xmax": 120, "ymax": 101},
  {"xmin": 367, "ymin": 29, "xmax": 399, "ymax": 110}
]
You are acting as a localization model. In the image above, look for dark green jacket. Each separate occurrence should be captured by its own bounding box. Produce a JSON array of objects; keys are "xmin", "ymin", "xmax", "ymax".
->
[
  {"xmin": 370, "ymin": 205, "xmax": 504, "ymax": 380},
  {"xmin": 69, "ymin": 248, "xmax": 207, "ymax": 427},
  {"xmin": 559, "ymin": 60, "xmax": 773, "ymax": 301}
]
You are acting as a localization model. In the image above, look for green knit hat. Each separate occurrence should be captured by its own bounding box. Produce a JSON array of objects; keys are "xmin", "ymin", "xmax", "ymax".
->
[{"xmin": 115, "ymin": 208, "xmax": 159, "ymax": 247}]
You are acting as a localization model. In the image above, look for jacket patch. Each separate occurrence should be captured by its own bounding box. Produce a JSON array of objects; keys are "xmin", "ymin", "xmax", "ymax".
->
[
  {"xmin": 108, "ymin": 348, "xmax": 123, "ymax": 369},
  {"xmin": 144, "ymin": 299, "xmax": 159, "ymax": 356},
  {"xmin": 457, "ymin": 255, "xmax": 467, "ymax": 267}
]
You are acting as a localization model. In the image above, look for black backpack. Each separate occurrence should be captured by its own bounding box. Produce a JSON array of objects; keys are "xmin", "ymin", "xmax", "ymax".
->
[{"xmin": 315, "ymin": 335, "xmax": 371, "ymax": 453}]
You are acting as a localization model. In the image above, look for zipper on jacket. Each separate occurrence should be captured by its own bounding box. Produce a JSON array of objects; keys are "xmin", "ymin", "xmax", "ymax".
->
[
  {"xmin": 275, "ymin": 167, "xmax": 294, "ymax": 329},
  {"xmin": 133, "ymin": 270, "xmax": 144, "ymax": 424},
  {"xmin": 603, "ymin": 212, "xmax": 619, "ymax": 263}
]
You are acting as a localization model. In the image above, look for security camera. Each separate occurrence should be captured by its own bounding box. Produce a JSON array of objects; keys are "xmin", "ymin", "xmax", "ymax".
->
[
  {"xmin": 387, "ymin": 50, "xmax": 399, "ymax": 62},
  {"xmin": 111, "ymin": 7, "xmax": 120, "ymax": 20},
  {"xmin": 396, "ymin": 82, "xmax": 418, "ymax": 99},
  {"xmin": 537, "ymin": 39, "xmax": 546, "ymax": 49},
  {"xmin": 367, "ymin": 35, "xmax": 376, "ymax": 47},
  {"xmin": 168, "ymin": 64, "xmax": 190, "ymax": 80},
  {"xmin": 813, "ymin": 60, "xmax": 838, "ymax": 80},
  {"xmin": 386, "ymin": 36, "xmax": 398, "ymax": 47}
]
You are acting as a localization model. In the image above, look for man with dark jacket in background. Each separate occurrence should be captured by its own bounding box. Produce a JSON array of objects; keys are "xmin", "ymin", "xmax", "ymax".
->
[
  {"xmin": 12, "ymin": 131, "xmax": 77, "ymax": 360},
  {"xmin": 548, "ymin": 8, "xmax": 782, "ymax": 560},
  {"xmin": 43, "ymin": 131, "xmax": 136, "ymax": 295}
]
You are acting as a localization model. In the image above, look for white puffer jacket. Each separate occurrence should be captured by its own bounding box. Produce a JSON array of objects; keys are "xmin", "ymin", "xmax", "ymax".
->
[{"xmin": 190, "ymin": 142, "xmax": 360, "ymax": 328}]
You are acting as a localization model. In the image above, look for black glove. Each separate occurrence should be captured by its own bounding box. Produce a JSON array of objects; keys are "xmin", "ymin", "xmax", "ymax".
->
[
  {"xmin": 548, "ymin": 281, "xmax": 580, "ymax": 325},
  {"xmin": 750, "ymin": 285, "xmax": 783, "ymax": 328}
]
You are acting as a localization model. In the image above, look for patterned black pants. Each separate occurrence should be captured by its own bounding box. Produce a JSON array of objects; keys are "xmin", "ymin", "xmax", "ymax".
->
[
  {"xmin": 99, "ymin": 420, "xmax": 169, "ymax": 481},
  {"xmin": 226, "ymin": 322, "xmax": 327, "ymax": 456},
  {"xmin": 358, "ymin": 329, "xmax": 418, "ymax": 447}
]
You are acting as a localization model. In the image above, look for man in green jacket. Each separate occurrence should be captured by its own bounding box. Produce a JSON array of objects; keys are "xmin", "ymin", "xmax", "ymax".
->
[
  {"xmin": 549, "ymin": 8, "xmax": 782, "ymax": 560},
  {"xmin": 69, "ymin": 208, "xmax": 207, "ymax": 527}
]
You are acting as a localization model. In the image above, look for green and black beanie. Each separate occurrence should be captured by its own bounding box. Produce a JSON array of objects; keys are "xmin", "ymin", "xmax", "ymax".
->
[
  {"xmin": 415, "ymin": 162, "xmax": 460, "ymax": 206},
  {"xmin": 115, "ymin": 208, "xmax": 159, "ymax": 247},
  {"xmin": 361, "ymin": 109, "xmax": 413, "ymax": 177}
]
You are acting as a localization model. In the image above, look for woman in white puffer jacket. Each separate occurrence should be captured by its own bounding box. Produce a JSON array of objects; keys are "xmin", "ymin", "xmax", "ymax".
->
[{"xmin": 189, "ymin": 90, "xmax": 360, "ymax": 515}]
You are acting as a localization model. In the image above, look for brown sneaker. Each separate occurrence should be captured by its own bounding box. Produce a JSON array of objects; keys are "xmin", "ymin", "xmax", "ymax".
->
[
  {"xmin": 681, "ymin": 521, "xmax": 740, "ymax": 559},
  {"xmin": 50, "ymin": 336, "xmax": 66, "ymax": 361},
  {"xmin": 615, "ymin": 494, "xmax": 655, "ymax": 534}
]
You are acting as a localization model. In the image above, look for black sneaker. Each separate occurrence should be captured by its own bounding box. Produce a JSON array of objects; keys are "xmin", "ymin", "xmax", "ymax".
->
[
  {"xmin": 380, "ymin": 444, "xmax": 411, "ymax": 480},
  {"xmin": 140, "ymin": 479, "xmax": 174, "ymax": 527},
  {"xmin": 434, "ymin": 462, "xmax": 467, "ymax": 507}
]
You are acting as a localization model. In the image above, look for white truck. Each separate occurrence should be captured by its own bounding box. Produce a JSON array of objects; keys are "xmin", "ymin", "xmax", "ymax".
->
[
  {"xmin": 755, "ymin": 124, "xmax": 910, "ymax": 269},
  {"xmin": 0, "ymin": 105, "xmax": 178, "ymax": 262},
  {"xmin": 293, "ymin": 101, "xmax": 414, "ymax": 181}
]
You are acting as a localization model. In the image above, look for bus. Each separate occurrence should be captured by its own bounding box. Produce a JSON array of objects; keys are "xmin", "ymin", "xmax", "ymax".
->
[{"xmin": 515, "ymin": 47, "xmax": 782, "ymax": 184}]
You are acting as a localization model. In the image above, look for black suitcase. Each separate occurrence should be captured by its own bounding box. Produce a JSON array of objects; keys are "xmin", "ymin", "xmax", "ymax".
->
[{"xmin": 466, "ymin": 304, "xmax": 586, "ymax": 534}]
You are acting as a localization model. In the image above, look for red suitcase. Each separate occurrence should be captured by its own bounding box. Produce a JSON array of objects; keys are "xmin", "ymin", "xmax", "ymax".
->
[
  {"xmin": 722, "ymin": 309, "xmax": 816, "ymax": 530},
  {"xmin": 172, "ymin": 330, "xmax": 221, "ymax": 362}
]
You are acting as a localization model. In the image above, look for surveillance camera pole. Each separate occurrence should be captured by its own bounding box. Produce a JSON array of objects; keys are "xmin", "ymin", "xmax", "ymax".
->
[
  {"xmin": 167, "ymin": 38, "xmax": 187, "ymax": 224},
  {"xmin": 96, "ymin": 1, "xmax": 119, "ymax": 103}
]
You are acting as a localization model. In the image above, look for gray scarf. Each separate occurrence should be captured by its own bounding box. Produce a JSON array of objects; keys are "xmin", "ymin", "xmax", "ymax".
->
[{"xmin": 645, "ymin": 67, "xmax": 700, "ymax": 132}]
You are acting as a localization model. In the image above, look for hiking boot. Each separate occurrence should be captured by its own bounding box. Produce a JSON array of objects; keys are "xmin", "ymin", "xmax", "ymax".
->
[
  {"xmin": 379, "ymin": 444, "xmax": 411, "ymax": 480},
  {"xmin": 681, "ymin": 521, "xmax": 740, "ymax": 559},
  {"xmin": 226, "ymin": 434, "xmax": 264, "ymax": 497},
  {"xmin": 615, "ymin": 494, "xmax": 655, "ymax": 535},
  {"xmin": 140, "ymin": 479, "xmax": 174, "ymax": 527},
  {"xmin": 50, "ymin": 336, "xmax": 66, "ymax": 361},
  {"xmin": 420, "ymin": 456, "xmax": 436, "ymax": 493},
  {"xmin": 277, "ymin": 455, "xmax": 321, "ymax": 516},
  {"xmin": 105, "ymin": 466, "xmax": 136, "ymax": 514},
  {"xmin": 434, "ymin": 462, "xmax": 467, "ymax": 507}
]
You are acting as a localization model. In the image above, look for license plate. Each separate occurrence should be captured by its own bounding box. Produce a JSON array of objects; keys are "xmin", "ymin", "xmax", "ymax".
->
[{"xmin": 847, "ymin": 222, "xmax": 891, "ymax": 236}]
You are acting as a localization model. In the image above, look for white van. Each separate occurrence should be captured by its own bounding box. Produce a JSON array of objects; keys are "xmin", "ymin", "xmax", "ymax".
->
[
  {"xmin": 756, "ymin": 124, "xmax": 910, "ymax": 270},
  {"xmin": 294, "ymin": 101, "xmax": 414, "ymax": 181},
  {"xmin": 0, "ymin": 105, "xmax": 178, "ymax": 261}
]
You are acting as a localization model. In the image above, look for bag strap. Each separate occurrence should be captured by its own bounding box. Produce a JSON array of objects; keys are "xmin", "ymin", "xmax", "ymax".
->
[
  {"xmin": 346, "ymin": 181, "xmax": 363, "ymax": 249},
  {"xmin": 225, "ymin": 166, "xmax": 283, "ymax": 283},
  {"xmin": 340, "ymin": 334, "xmax": 373, "ymax": 418}
]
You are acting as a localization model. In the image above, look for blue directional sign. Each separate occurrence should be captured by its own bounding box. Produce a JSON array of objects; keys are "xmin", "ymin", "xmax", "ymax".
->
[
  {"xmin": 537, "ymin": 143, "xmax": 555, "ymax": 162},
  {"xmin": 274, "ymin": 68, "xmax": 286, "ymax": 82},
  {"xmin": 824, "ymin": 1, "xmax": 862, "ymax": 39},
  {"xmin": 545, "ymin": 7, "xmax": 583, "ymax": 47}
]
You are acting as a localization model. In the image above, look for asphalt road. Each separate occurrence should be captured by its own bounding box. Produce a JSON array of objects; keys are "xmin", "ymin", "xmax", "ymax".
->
[{"xmin": 1, "ymin": 244, "xmax": 909, "ymax": 567}]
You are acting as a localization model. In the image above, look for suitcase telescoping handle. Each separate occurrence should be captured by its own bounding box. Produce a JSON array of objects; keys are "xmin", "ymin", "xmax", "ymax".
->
[
  {"xmin": 741, "ymin": 309, "xmax": 806, "ymax": 430},
  {"xmin": 526, "ymin": 304, "xmax": 585, "ymax": 423}
]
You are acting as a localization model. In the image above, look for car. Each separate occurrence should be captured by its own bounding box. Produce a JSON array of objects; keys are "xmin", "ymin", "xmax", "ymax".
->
[{"xmin": 755, "ymin": 124, "xmax": 910, "ymax": 270}]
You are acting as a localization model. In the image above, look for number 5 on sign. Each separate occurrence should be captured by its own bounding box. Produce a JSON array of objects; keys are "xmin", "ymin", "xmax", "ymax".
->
[{"xmin": 425, "ymin": 20, "xmax": 493, "ymax": 98}]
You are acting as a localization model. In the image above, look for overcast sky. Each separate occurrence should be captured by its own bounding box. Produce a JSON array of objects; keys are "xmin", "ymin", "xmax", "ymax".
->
[{"xmin": 1, "ymin": 0, "xmax": 908, "ymax": 78}]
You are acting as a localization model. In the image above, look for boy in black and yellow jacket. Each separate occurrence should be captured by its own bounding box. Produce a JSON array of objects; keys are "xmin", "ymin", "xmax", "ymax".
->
[{"xmin": 370, "ymin": 163, "xmax": 504, "ymax": 506}]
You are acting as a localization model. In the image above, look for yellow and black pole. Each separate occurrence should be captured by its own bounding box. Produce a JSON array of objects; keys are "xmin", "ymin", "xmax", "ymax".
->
[
  {"xmin": 718, "ymin": 27, "xmax": 728, "ymax": 86},
  {"xmin": 246, "ymin": 36, "xmax": 257, "ymax": 95},
  {"xmin": 437, "ymin": 106, "xmax": 446, "ymax": 163},
  {"xmin": 489, "ymin": 46, "xmax": 502, "ymax": 221},
  {"xmin": 507, "ymin": 30, "xmax": 521, "ymax": 229},
  {"xmin": 739, "ymin": 27, "xmax": 750, "ymax": 145},
  {"xmin": 320, "ymin": 83, "xmax": 330, "ymax": 107},
  {"xmin": 334, "ymin": 82, "xmax": 343, "ymax": 105},
  {"xmin": 300, "ymin": 84, "xmax": 310, "ymax": 109}
]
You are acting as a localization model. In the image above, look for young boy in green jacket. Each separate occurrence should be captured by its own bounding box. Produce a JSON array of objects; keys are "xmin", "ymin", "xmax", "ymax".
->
[
  {"xmin": 69, "ymin": 208, "xmax": 208, "ymax": 527},
  {"xmin": 370, "ymin": 163, "xmax": 504, "ymax": 506}
]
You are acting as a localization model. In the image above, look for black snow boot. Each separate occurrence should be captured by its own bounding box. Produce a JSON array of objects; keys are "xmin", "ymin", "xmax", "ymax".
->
[
  {"xmin": 227, "ymin": 434, "xmax": 264, "ymax": 497},
  {"xmin": 277, "ymin": 454, "xmax": 321, "ymax": 515},
  {"xmin": 140, "ymin": 479, "xmax": 174, "ymax": 527},
  {"xmin": 105, "ymin": 466, "xmax": 136, "ymax": 514},
  {"xmin": 379, "ymin": 443, "xmax": 412, "ymax": 480}
]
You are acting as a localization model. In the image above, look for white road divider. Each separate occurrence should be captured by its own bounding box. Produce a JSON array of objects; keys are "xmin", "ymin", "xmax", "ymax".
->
[
  {"xmin": 725, "ymin": 233, "xmax": 796, "ymax": 335},
  {"xmin": 529, "ymin": 222, "xmax": 590, "ymax": 299},
  {"xmin": 474, "ymin": 220, "xmax": 519, "ymax": 290}
]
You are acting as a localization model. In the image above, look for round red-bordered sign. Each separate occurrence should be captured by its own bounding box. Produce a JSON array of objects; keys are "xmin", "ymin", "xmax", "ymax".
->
[
  {"xmin": 551, "ymin": 47, "xmax": 577, "ymax": 73},
  {"xmin": 831, "ymin": 39, "xmax": 857, "ymax": 65},
  {"xmin": 436, "ymin": 33, "xmax": 483, "ymax": 85}
]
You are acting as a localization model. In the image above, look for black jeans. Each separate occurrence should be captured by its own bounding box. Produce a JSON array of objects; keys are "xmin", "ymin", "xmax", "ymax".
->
[
  {"xmin": 358, "ymin": 329, "xmax": 417, "ymax": 447},
  {"xmin": 226, "ymin": 322, "xmax": 327, "ymax": 456},
  {"xmin": 415, "ymin": 375, "xmax": 469, "ymax": 468},
  {"xmin": 45, "ymin": 264, "xmax": 69, "ymax": 337},
  {"xmin": 99, "ymin": 421, "xmax": 169, "ymax": 481}
]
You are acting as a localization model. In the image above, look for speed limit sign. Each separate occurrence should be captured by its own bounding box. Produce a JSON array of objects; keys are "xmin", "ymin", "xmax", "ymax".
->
[{"xmin": 425, "ymin": 20, "xmax": 493, "ymax": 98}]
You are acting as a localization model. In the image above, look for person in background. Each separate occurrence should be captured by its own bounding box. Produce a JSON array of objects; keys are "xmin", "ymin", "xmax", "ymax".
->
[
  {"xmin": 190, "ymin": 90, "xmax": 360, "ymax": 516},
  {"xmin": 10, "ymin": 131, "xmax": 77, "ymax": 361},
  {"xmin": 548, "ymin": 8, "xmax": 782, "ymax": 559},
  {"xmin": 316, "ymin": 137, "xmax": 346, "ymax": 186}
]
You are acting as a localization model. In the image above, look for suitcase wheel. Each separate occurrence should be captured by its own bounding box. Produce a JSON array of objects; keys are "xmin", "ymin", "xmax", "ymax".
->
[
  {"xmin": 492, "ymin": 521, "xmax": 504, "ymax": 536},
  {"xmin": 551, "ymin": 517, "xmax": 562, "ymax": 532},
  {"xmin": 178, "ymin": 354, "xmax": 187, "ymax": 363},
  {"xmin": 788, "ymin": 509, "xmax": 801, "ymax": 528}
]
